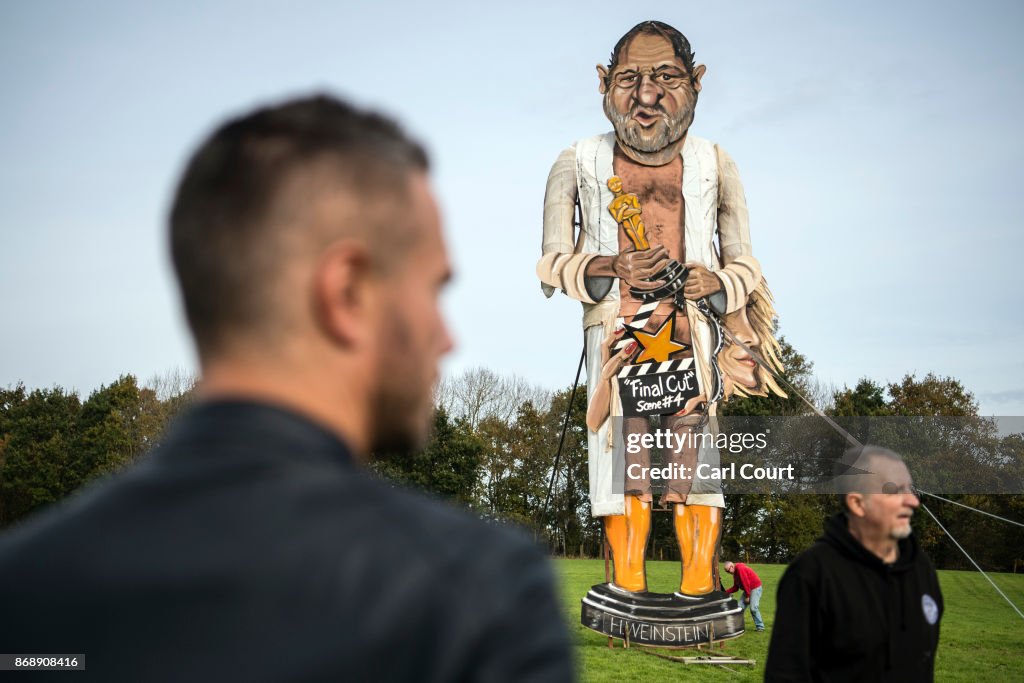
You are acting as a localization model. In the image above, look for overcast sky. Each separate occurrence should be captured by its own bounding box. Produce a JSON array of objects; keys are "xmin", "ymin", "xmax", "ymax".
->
[{"xmin": 2, "ymin": 0, "xmax": 1022, "ymax": 415}]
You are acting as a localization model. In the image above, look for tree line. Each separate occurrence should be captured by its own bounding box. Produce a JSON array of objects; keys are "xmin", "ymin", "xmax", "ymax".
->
[{"xmin": 2, "ymin": 342, "xmax": 1022, "ymax": 571}]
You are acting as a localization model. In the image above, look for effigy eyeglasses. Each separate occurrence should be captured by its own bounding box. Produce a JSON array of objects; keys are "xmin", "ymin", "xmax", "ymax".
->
[{"xmin": 612, "ymin": 67, "xmax": 689, "ymax": 90}]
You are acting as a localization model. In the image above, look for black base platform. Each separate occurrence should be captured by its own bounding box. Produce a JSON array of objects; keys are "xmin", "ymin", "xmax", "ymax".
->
[{"xmin": 580, "ymin": 583, "xmax": 745, "ymax": 647}]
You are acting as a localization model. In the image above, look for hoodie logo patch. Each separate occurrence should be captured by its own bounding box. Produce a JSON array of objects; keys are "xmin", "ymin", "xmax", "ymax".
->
[{"xmin": 922, "ymin": 594, "xmax": 939, "ymax": 625}]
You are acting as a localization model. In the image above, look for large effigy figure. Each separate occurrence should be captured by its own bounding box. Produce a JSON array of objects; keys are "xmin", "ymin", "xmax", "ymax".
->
[{"xmin": 538, "ymin": 20, "xmax": 784, "ymax": 646}]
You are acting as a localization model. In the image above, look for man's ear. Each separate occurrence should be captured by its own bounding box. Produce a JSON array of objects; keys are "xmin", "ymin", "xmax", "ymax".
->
[
  {"xmin": 313, "ymin": 240, "xmax": 374, "ymax": 347},
  {"xmin": 596, "ymin": 64, "xmax": 609, "ymax": 95},
  {"xmin": 845, "ymin": 492, "xmax": 867, "ymax": 518},
  {"xmin": 692, "ymin": 64, "xmax": 707, "ymax": 93}
]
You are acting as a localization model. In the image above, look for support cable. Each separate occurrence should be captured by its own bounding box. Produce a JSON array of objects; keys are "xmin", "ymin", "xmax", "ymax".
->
[
  {"xmin": 542, "ymin": 346, "xmax": 587, "ymax": 521},
  {"xmin": 920, "ymin": 502, "xmax": 1024, "ymax": 621},
  {"xmin": 917, "ymin": 490, "xmax": 1024, "ymax": 529}
]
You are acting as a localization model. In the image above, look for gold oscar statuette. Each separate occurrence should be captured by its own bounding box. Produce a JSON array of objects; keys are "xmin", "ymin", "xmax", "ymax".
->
[{"xmin": 607, "ymin": 176, "xmax": 650, "ymax": 250}]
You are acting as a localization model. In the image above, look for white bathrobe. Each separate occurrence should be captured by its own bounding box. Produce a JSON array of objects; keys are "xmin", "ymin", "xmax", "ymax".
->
[{"xmin": 537, "ymin": 132, "xmax": 760, "ymax": 516}]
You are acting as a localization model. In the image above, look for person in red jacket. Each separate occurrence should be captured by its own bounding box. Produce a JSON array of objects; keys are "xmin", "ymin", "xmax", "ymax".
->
[{"xmin": 723, "ymin": 561, "xmax": 765, "ymax": 631}]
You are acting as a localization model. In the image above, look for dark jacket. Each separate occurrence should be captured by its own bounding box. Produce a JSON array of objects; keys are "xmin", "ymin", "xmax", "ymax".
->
[
  {"xmin": 0, "ymin": 401, "xmax": 574, "ymax": 682},
  {"xmin": 765, "ymin": 512, "xmax": 942, "ymax": 682}
]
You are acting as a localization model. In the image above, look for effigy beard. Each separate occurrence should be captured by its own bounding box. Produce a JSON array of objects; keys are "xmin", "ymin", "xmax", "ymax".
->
[{"xmin": 603, "ymin": 96, "xmax": 695, "ymax": 154}]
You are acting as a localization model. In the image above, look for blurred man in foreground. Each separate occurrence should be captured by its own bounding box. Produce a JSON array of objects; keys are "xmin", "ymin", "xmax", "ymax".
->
[
  {"xmin": 0, "ymin": 95, "xmax": 573, "ymax": 682},
  {"xmin": 765, "ymin": 446, "xmax": 942, "ymax": 682}
]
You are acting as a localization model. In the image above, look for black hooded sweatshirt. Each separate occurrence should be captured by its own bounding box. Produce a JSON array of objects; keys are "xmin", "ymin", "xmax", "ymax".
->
[{"xmin": 765, "ymin": 513, "xmax": 943, "ymax": 682}]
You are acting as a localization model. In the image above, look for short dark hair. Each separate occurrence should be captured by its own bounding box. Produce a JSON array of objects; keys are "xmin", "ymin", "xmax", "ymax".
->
[
  {"xmin": 169, "ymin": 94, "xmax": 428, "ymax": 358},
  {"xmin": 606, "ymin": 21, "xmax": 697, "ymax": 84},
  {"xmin": 835, "ymin": 445, "xmax": 905, "ymax": 514}
]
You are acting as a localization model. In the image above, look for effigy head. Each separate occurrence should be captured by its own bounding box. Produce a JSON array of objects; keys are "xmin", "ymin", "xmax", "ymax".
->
[{"xmin": 596, "ymin": 21, "xmax": 707, "ymax": 158}]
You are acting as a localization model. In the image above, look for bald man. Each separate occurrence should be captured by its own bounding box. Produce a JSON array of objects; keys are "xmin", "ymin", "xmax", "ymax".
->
[
  {"xmin": 0, "ymin": 95, "xmax": 572, "ymax": 682},
  {"xmin": 766, "ymin": 446, "xmax": 942, "ymax": 682}
]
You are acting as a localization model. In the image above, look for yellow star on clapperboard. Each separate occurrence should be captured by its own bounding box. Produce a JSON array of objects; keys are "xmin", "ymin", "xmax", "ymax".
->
[{"xmin": 633, "ymin": 316, "xmax": 688, "ymax": 363}]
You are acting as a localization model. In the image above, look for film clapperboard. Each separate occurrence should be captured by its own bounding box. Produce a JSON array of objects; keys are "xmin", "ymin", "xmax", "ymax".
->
[{"xmin": 612, "ymin": 301, "xmax": 702, "ymax": 417}]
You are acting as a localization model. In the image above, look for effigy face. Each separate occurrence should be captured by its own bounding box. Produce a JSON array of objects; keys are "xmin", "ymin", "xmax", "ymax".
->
[
  {"xmin": 599, "ymin": 33, "xmax": 701, "ymax": 161},
  {"xmin": 718, "ymin": 283, "xmax": 787, "ymax": 400},
  {"xmin": 538, "ymin": 20, "xmax": 786, "ymax": 648}
]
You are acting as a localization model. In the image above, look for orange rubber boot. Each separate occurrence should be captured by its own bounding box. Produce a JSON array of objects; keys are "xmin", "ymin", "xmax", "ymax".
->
[
  {"xmin": 675, "ymin": 503, "xmax": 722, "ymax": 596},
  {"xmin": 603, "ymin": 495, "xmax": 651, "ymax": 592},
  {"xmin": 603, "ymin": 513, "xmax": 629, "ymax": 590}
]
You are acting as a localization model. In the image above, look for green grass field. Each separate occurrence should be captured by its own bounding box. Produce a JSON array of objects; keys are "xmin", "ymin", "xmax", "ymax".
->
[{"xmin": 554, "ymin": 559, "xmax": 1024, "ymax": 681}]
